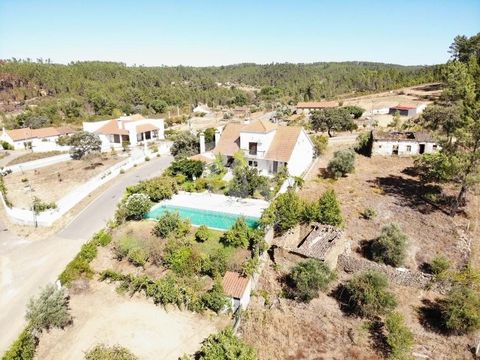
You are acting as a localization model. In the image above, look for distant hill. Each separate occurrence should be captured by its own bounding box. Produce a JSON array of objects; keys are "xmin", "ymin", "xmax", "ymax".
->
[{"xmin": 0, "ymin": 60, "xmax": 441, "ymax": 128}]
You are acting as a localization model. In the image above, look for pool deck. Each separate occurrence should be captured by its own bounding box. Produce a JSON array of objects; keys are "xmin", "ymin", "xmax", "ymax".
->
[{"xmin": 152, "ymin": 191, "xmax": 269, "ymax": 218}]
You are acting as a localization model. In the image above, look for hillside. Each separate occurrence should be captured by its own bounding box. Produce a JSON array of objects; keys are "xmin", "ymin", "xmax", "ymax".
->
[{"xmin": 0, "ymin": 60, "xmax": 440, "ymax": 128}]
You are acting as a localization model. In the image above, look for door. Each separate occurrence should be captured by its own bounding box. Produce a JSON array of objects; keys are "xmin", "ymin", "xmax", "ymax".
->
[
  {"xmin": 273, "ymin": 161, "xmax": 278, "ymax": 173},
  {"xmin": 249, "ymin": 142, "xmax": 257, "ymax": 156},
  {"xmin": 392, "ymin": 145, "xmax": 399, "ymax": 156},
  {"xmin": 419, "ymin": 144, "xmax": 425, "ymax": 154}
]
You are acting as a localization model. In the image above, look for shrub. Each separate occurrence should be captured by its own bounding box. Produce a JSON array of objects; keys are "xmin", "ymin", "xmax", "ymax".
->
[
  {"xmin": 344, "ymin": 270, "xmax": 397, "ymax": 318},
  {"xmin": 370, "ymin": 224, "xmax": 407, "ymax": 267},
  {"xmin": 164, "ymin": 244, "xmax": 202, "ymax": 275},
  {"xmin": 318, "ymin": 189, "xmax": 343, "ymax": 226},
  {"xmin": 152, "ymin": 211, "xmax": 191, "ymax": 238},
  {"xmin": 361, "ymin": 207, "xmax": 376, "ymax": 220},
  {"xmin": 440, "ymin": 285, "xmax": 480, "ymax": 334},
  {"xmin": 26, "ymin": 284, "xmax": 72, "ymax": 332},
  {"xmin": 32, "ymin": 197, "xmax": 57, "ymax": 214},
  {"xmin": 241, "ymin": 256, "xmax": 260, "ymax": 277},
  {"xmin": 59, "ymin": 241, "xmax": 98, "ymax": 285},
  {"xmin": 201, "ymin": 280, "xmax": 228, "ymax": 313},
  {"xmin": 430, "ymin": 255, "xmax": 450, "ymax": 276},
  {"xmin": 114, "ymin": 236, "xmax": 148, "ymax": 266},
  {"xmin": 124, "ymin": 193, "xmax": 152, "ymax": 220},
  {"xmin": 286, "ymin": 259, "xmax": 335, "ymax": 302},
  {"xmin": 269, "ymin": 190, "xmax": 304, "ymax": 234},
  {"xmin": 354, "ymin": 132, "xmax": 373, "ymax": 156},
  {"xmin": 343, "ymin": 105, "xmax": 365, "ymax": 119},
  {"xmin": 194, "ymin": 327, "xmax": 257, "ymax": 360},
  {"xmin": 84, "ymin": 344, "xmax": 138, "ymax": 360},
  {"xmin": 1, "ymin": 326, "xmax": 37, "ymax": 360},
  {"xmin": 201, "ymin": 249, "xmax": 228, "ymax": 277},
  {"xmin": 327, "ymin": 149, "xmax": 356, "ymax": 178},
  {"xmin": 385, "ymin": 312, "xmax": 414, "ymax": 360},
  {"xmin": 126, "ymin": 176, "xmax": 177, "ymax": 202},
  {"xmin": 300, "ymin": 201, "xmax": 320, "ymax": 224},
  {"xmin": 311, "ymin": 134, "xmax": 329, "ymax": 156},
  {"xmin": 92, "ymin": 230, "xmax": 112, "ymax": 247},
  {"xmin": 195, "ymin": 225, "xmax": 210, "ymax": 242},
  {"xmin": 220, "ymin": 218, "xmax": 251, "ymax": 248},
  {"xmin": 169, "ymin": 159, "xmax": 205, "ymax": 180},
  {"xmin": 1, "ymin": 140, "xmax": 14, "ymax": 150}
]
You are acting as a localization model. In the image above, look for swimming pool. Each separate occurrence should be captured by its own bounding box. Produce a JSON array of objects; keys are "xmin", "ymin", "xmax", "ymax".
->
[{"xmin": 145, "ymin": 204, "xmax": 260, "ymax": 230}]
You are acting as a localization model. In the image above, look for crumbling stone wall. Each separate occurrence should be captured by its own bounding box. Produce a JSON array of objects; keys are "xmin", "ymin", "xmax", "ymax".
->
[{"xmin": 338, "ymin": 254, "xmax": 434, "ymax": 289}]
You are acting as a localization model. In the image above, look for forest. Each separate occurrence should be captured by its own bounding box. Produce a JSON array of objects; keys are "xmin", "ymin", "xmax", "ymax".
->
[{"xmin": 0, "ymin": 59, "xmax": 441, "ymax": 128}]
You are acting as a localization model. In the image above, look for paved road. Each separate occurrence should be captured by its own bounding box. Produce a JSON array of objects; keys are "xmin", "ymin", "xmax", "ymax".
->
[{"xmin": 0, "ymin": 155, "xmax": 173, "ymax": 354}]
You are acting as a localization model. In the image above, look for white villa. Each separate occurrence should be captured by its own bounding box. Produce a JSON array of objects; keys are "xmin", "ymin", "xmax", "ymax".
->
[
  {"xmin": 0, "ymin": 126, "xmax": 75, "ymax": 151},
  {"xmin": 193, "ymin": 119, "xmax": 314, "ymax": 177},
  {"xmin": 372, "ymin": 130, "xmax": 438, "ymax": 156},
  {"xmin": 82, "ymin": 114, "xmax": 164, "ymax": 151}
]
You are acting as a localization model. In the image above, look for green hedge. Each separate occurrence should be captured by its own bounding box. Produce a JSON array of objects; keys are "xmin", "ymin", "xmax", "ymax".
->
[
  {"xmin": 58, "ymin": 230, "xmax": 112, "ymax": 286},
  {"xmin": 1, "ymin": 326, "xmax": 37, "ymax": 360}
]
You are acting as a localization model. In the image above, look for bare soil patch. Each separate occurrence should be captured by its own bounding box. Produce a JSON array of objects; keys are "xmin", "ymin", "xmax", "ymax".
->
[
  {"xmin": 241, "ymin": 253, "xmax": 475, "ymax": 360},
  {"xmin": 300, "ymin": 154, "xmax": 471, "ymax": 270},
  {"xmin": 3, "ymin": 153, "xmax": 124, "ymax": 209},
  {"xmin": 35, "ymin": 280, "xmax": 228, "ymax": 360}
]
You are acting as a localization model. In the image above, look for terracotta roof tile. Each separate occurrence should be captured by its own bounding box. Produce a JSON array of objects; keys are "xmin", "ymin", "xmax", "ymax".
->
[
  {"xmin": 241, "ymin": 119, "xmax": 276, "ymax": 133},
  {"xmin": 95, "ymin": 120, "xmax": 129, "ymax": 136},
  {"xmin": 222, "ymin": 271, "xmax": 250, "ymax": 299},
  {"xmin": 212, "ymin": 123, "xmax": 243, "ymax": 157},
  {"xmin": 6, "ymin": 128, "xmax": 34, "ymax": 141},
  {"xmin": 6, "ymin": 126, "xmax": 77, "ymax": 141},
  {"xmin": 136, "ymin": 124, "xmax": 158, "ymax": 133},
  {"xmin": 264, "ymin": 126, "xmax": 302, "ymax": 162}
]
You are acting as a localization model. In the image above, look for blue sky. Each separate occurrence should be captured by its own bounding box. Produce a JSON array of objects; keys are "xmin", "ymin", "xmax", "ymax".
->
[{"xmin": 0, "ymin": 0, "xmax": 479, "ymax": 66}]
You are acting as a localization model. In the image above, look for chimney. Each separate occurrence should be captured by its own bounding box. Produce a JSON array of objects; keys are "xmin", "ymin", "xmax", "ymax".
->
[
  {"xmin": 199, "ymin": 132, "xmax": 206, "ymax": 154},
  {"xmin": 214, "ymin": 129, "xmax": 221, "ymax": 146}
]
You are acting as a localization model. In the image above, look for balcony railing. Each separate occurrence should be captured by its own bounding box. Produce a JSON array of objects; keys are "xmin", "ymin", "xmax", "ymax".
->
[{"xmin": 243, "ymin": 149, "xmax": 266, "ymax": 159}]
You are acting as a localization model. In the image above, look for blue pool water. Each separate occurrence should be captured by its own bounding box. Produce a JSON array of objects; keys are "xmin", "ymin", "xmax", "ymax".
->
[{"xmin": 145, "ymin": 204, "xmax": 259, "ymax": 230}]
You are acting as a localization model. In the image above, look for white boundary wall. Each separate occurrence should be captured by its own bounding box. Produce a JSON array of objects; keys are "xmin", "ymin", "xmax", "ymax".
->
[
  {"xmin": 4, "ymin": 154, "xmax": 71, "ymax": 174},
  {"xmin": 0, "ymin": 149, "xmax": 155, "ymax": 227}
]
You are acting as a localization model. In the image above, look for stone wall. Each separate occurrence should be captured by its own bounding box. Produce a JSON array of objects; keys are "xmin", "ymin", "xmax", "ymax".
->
[{"xmin": 337, "ymin": 254, "xmax": 434, "ymax": 289}]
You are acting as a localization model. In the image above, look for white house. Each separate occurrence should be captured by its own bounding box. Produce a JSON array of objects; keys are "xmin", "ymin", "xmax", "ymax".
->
[
  {"xmin": 82, "ymin": 114, "xmax": 164, "ymax": 151},
  {"xmin": 204, "ymin": 119, "xmax": 314, "ymax": 177},
  {"xmin": 0, "ymin": 126, "xmax": 75, "ymax": 152},
  {"xmin": 372, "ymin": 130, "xmax": 439, "ymax": 156},
  {"xmin": 222, "ymin": 271, "xmax": 252, "ymax": 312}
]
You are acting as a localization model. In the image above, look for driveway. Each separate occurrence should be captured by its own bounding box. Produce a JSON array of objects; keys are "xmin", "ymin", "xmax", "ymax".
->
[{"xmin": 0, "ymin": 155, "xmax": 173, "ymax": 354}]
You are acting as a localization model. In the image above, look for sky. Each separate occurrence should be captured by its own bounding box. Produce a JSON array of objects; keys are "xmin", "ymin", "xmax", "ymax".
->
[{"xmin": 0, "ymin": 0, "xmax": 479, "ymax": 67}]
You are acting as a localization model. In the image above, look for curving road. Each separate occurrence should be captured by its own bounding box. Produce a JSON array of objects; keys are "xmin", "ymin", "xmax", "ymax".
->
[{"xmin": 0, "ymin": 155, "xmax": 173, "ymax": 354}]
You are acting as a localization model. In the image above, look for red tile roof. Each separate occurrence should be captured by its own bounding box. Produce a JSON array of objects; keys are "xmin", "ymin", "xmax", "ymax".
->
[
  {"xmin": 136, "ymin": 124, "xmax": 159, "ymax": 133},
  {"xmin": 241, "ymin": 119, "xmax": 277, "ymax": 133},
  {"xmin": 390, "ymin": 104, "xmax": 417, "ymax": 110},
  {"xmin": 6, "ymin": 127, "xmax": 77, "ymax": 141},
  {"xmin": 222, "ymin": 271, "xmax": 250, "ymax": 299},
  {"xmin": 95, "ymin": 120, "xmax": 129, "ymax": 136}
]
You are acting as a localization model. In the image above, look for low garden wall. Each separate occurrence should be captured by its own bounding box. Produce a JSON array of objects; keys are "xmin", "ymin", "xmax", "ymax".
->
[{"xmin": 5, "ymin": 154, "xmax": 71, "ymax": 174}]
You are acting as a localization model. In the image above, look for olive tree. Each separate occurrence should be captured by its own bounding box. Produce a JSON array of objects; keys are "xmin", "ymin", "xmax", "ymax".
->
[
  {"xmin": 327, "ymin": 149, "xmax": 356, "ymax": 178},
  {"xmin": 370, "ymin": 224, "xmax": 408, "ymax": 267},
  {"xmin": 69, "ymin": 131, "xmax": 101, "ymax": 159}
]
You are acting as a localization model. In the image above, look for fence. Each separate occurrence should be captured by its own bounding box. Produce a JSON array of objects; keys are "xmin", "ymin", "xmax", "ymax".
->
[{"xmin": 0, "ymin": 149, "xmax": 153, "ymax": 227}]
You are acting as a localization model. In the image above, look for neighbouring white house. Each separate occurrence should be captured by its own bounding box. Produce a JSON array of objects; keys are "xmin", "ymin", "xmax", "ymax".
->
[
  {"xmin": 82, "ymin": 114, "xmax": 164, "ymax": 151},
  {"xmin": 372, "ymin": 130, "xmax": 439, "ymax": 156},
  {"xmin": 0, "ymin": 126, "xmax": 76, "ymax": 152},
  {"xmin": 296, "ymin": 101, "xmax": 339, "ymax": 114},
  {"xmin": 222, "ymin": 271, "xmax": 252, "ymax": 312},
  {"xmin": 193, "ymin": 119, "xmax": 314, "ymax": 177}
]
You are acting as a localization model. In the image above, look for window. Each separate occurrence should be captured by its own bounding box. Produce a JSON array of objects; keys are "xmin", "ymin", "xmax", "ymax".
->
[
  {"xmin": 248, "ymin": 160, "xmax": 258, "ymax": 167},
  {"xmin": 406, "ymin": 145, "xmax": 412, "ymax": 152},
  {"xmin": 433, "ymin": 144, "xmax": 438, "ymax": 150},
  {"xmin": 249, "ymin": 142, "xmax": 258, "ymax": 155}
]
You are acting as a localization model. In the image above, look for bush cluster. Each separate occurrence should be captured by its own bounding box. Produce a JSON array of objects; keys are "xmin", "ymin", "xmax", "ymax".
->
[
  {"xmin": 327, "ymin": 149, "xmax": 356, "ymax": 178},
  {"xmin": 286, "ymin": 259, "xmax": 336, "ymax": 302},
  {"xmin": 385, "ymin": 312, "xmax": 414, "ymax": 360},
  {"xmin": 1, "ymin": 140, "xmax": 14, "ymax": 150},
  {"xmin": 126, "ymin": 176, "xmax": 177, "ymax": 202},
  {"xmin": 99, "ymin": 270, "xmax": 227, "ymax": 313},
  {"xmin": 123, "ymin": 193, "xmax": 152, "ymax": 220},
  {"xmin": 59, "ymin": 230, "xmax": 111, "ymax": 285},
  {"xmin": 1, "ymin": 326, "xmax": 37, "ymax": 360},
  {"xmin": 168, "ymin": 158, "xmax": 205, "ymax": 180},
  {"xmin": 84, "ymin": 344, "xmax": 138, "ymax": 360},
  {"xmin": 152, "ymin": 211, "xmax": 191, "ymax": 238},
  {"xmin": 370, "ymin": 224, "xmax": 407, "ymax": 267},
  {"xmin": 32, "ymin": 196, "xmax": 57, "ymax": 214}
]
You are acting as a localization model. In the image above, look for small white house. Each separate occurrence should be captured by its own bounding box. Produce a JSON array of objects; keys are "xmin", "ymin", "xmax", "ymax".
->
[
  {"xmin": 0, "ymin": 126, "xmax": 75, "ymax": 152},
  {"xmin": 372, "ymin": 131, "xmax": 438, "ymax": 156},
  {"xmin": 205, "ymin": 119, "xmax": 314, "ymax": 177},
  {"xmin": 82, "ymin": 114, "xmax": 164, "ymax": 151},
  {"xmin": 222, "ymin": 271, "xmax": 252, "ymax": 312}
]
